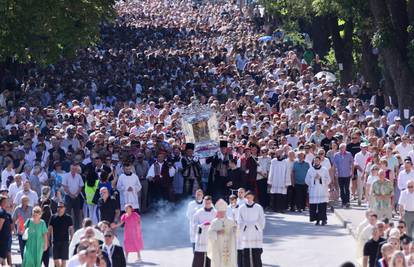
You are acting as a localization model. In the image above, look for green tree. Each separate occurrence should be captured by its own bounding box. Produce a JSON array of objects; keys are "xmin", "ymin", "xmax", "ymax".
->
[{"xmin": 0, "ymin": 0, "xmax": 115, "ymax": 65}]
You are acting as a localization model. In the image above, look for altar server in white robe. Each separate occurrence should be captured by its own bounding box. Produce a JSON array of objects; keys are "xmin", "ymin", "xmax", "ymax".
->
[
  {"xmin": 187, "ymin": 189, "xmax": 204, "ymax": 252},
  {"xmin": 267, "ymin": 149, "xmax": 291, "ymax": 212},
  {"xmin": 237, "ymin": 191, "xmax": 265, "ymax": 267},
  {"xmin": 192, "ymin": 195, "xmax": 217, "ymax": 267},
  {"xmin": 227, "ymin": 195, "xmax": 243, "ymax": 267},
  {"xmin": 207, "ymin": 199, "xmax": 237, "ymax": 267},
  {"xmin": 305, "ymin": 156, "xmax": 331, "ymax": 226},
  {"xmin": 117, "ymin": 164, "xmax": 142, "ymax": 212}
]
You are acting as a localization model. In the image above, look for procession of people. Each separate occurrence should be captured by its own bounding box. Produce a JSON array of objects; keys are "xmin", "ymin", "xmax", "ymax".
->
[{"xmin": 2, "ymin": 0, "xmax": 414, "ymax": 266}]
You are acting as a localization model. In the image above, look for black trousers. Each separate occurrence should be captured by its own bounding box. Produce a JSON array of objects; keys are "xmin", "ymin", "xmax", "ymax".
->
[
  {"xmin": 338, "ymin": 177, "xmax": 351, "ymax": 205},
  {"xmin": 238, "ymin": 249, "xmax": 244, "ymax": 267},
  {"xmin": 257, "ymin": 179, "xmax": 268, "ymax": 208},
  {"xmin": 295, "ymin": 184, "xmax": 308, "ymax": 210},
  {"xmin": 42, "ymin": 245, "xmax": 50, "ymax": 267},
  {"xmin": 309, "ymin": 202, "xmax": 327, "ymax": 222},
  {"xmin": 242, "ymin": 248, "xmax": 263, "ymax": 267},
  {"xmin": 192, "ymin": 251, "xmax": 211, "ymax": 267},
  {"xmin": 271, "ymin": 193, "xmax": 287, "ymax": 212},
  {"xmin": 287, "ymin": 185, "xmax": 295, "ymax": 210},
  {"xmin": 64, "ymin": 195, "xmax": 81, "ymax": 230}
]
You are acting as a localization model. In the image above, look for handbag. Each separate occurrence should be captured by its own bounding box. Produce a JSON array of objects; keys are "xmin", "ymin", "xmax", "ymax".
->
[{"xmin": 22, "ymin": 220, "xmax": 30, "ymax": 241}]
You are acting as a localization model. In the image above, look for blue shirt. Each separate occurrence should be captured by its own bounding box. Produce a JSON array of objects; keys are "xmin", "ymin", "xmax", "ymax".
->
[
  {"xmin": 333, "ymin": 151, "xmax": 354, "ymax": 177},
  {"xmin": 292, "ymin": 161, "xmax": 310, "ymax": 185}
]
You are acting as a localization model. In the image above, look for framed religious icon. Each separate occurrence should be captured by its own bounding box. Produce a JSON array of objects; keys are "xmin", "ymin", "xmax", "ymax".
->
[{"xmin": 180, "ymin": 98, "xmax": 219, "ymax": 158}]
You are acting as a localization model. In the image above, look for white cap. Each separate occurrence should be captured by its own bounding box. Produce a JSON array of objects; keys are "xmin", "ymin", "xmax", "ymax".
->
[{"xmin": 215, "ymin": 199, "xmax": 228, "ymax": 212}]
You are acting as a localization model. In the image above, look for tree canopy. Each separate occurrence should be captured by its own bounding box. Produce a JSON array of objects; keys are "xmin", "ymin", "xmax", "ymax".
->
[
  {"xmin": 260, "ymin": 0, "xmax": 414, "ymax": 119},
  {"xmin": 0, "ymin": 0, "xmax": 115, "ymax": 65}
]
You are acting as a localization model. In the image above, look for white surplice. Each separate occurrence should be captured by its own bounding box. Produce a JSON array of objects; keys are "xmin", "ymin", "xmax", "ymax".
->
[
  {"xmin": 237, "ymin": 202, "xmax": 265, "ymax": 249},
  {"xmin": 187, "ymin": 200, "xmax": 204, "ymax": 243},
  {"xmin": 267, "ymin": 158, "xmax": 291, "ymax": 194},
  {"xmin": 193, "ymin": 207, "xmax": 217, "ymax": 252},
  {"xmin": 305, "ymin": 166, "xmax": 331, "ymax": 204}
]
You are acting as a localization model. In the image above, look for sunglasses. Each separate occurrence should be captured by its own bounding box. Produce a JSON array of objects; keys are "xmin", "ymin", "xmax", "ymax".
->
[{"xmin": 408, "ymin": 186, "xmax": 414, "ymax": 189}]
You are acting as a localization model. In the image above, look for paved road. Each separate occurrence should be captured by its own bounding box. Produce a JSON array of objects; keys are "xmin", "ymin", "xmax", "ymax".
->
[
  {"xmin": 130, "ymin": 202, "xmax": 357, "ymax": 267},
  {"xmin": 11, "ymin": 202, "xmax": 357, "ymax": 267}
]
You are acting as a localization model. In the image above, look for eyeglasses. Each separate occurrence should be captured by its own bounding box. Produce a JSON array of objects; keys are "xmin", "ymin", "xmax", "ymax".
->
[
  {"xmin": 398, "ymin": 226, "xmax": 405, "ymax": 229},
  {"xmin": 104, "ymin": 235, "xmax": 113, "ymax": 238},
  {"xmin": 408, "ymin": 186, "xmax": 414, "ymax": 189}
]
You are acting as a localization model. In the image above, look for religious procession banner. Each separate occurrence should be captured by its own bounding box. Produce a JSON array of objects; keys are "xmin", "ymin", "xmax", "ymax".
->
[{"xmin": 180, "ymin": 99, "xmax": 219, "ymax": 158}]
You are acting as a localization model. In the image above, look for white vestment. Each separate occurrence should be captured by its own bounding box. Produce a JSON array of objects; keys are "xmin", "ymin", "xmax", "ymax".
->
[
  {"xmin": 117, "ymin": 172, "xmax": 142, "ymax": 210},
  {"xmin": 193, "ymin": 208, "xmax": 217, "ymax": 252},
  {"xmin": 267, "ymin": 158, "xmax": 291, "ymax": 194},
  {"xmin": 305, "ymin": 166, "xmax": 331, "ymax": 204},
  {"xmin": 207, "ymin": 217, "xmax": 237, "ymax": 267},
  {"xmin": 187, "ymin": 200, "xmax": 204, "ymax": 243},
  {"xmin": 237, "ymin": 203, "xmax": 265, "ymax": 249}
]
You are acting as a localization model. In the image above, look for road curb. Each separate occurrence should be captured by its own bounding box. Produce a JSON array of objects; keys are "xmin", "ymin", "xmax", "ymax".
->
[{"xmin": 334, "ymin": 208, "xmax": 357, "ymax": 239}]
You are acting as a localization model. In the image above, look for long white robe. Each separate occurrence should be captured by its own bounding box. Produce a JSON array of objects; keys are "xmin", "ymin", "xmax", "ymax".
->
[
  {"xmin": 227, "ymin": 205, "xmax": 242, "ymax": 250},
  {"xmin": 193, "ymin": 208, "xmax": 217, "ymax": 252},
  {"xmin": 267, "ymin": 158, "xmax": 291, "ymax": 194},
  {"xmin": 237, "ymin": 203, "xmax": 265, "ymax": 249},
  {"xmin": 305, "ymin": 166, "xmax": 331, "ymax": 204},
  {"xmin": 117, "ymin": 172, "xmax": 142, "ymax": 211},
  {"xmin": 187, "ymin": 200, "xmax": 204, "ymax": 243},
  {"xmin": 207, "ymin": 217, "xmax": 237, "ymax": 267}
]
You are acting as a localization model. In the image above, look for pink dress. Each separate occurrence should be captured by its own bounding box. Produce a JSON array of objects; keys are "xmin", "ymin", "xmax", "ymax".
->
[{"xmin": 121, "ymin": 212, "xmax": 144, "ymax": 252}]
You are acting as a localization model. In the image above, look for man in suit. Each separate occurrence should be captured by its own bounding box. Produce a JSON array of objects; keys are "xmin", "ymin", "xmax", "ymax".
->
[{"xmin": 101, "ymin": 230, "xmax": 126, "ymax": 267}]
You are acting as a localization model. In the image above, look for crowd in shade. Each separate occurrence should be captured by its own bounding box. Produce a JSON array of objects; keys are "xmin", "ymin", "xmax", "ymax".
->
[{"xmin": 0, "ymin": 0, "xmax": 413, "ymax": 266}]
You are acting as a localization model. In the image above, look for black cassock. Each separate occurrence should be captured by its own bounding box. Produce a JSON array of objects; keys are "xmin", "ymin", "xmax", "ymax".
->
[
  {"xmin": 192, "ymin": 251, "xmax": 211, "ymax": 267},
  {"xmin": 243, "ymin": 248, "xmax": 263, "ymax": 267}
]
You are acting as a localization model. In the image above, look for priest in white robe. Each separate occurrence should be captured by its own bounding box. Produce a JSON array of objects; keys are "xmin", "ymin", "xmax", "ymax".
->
[
  {"xmin": 305, "ymin": 156, "xmax": 331, "ymax": 225},
  {"xmin": 116, "ymin": 164, "xmax": 142, "ymax": 212},
  {"xmin": 207, "ymin": 199, "xmax": 237, "ymax": 267},
  {"xmin": 192, "ymin": 196, "xmax": 217, "ymax": 267},
  {"xmin": 267, "ymin": 149, "xmax": 291, "ymax": 212},
  {"xmin": 187, "ymin": 189, "xmax": 205, "ymax": 251}
]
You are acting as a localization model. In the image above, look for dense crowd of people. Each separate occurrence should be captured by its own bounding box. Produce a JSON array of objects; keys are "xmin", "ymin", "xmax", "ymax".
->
[{"xmin": 0, "ymin": 0, "xmax": 414, "ymax": 266}]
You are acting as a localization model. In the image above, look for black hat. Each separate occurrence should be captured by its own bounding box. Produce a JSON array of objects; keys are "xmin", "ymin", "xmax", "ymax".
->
[
  {"xmin": 185, "ymin": 143, "xmax": 195, "ymax": 150},
  {"xmin": 219, "ymin": 140, "xmax": 228, "ymax": 148}
]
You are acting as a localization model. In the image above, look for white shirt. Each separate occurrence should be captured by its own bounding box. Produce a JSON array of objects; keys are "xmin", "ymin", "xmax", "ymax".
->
[
  {"xmin": 67, "ymin": 255, "xmax": 81, "ymax": 267},
  {"xmin": 146, "ymin": 161, "xmax": 176, "ymax": 180},
  {"xmin": 396, "ymin": 143, "xmax": 413, "ymax": 161},
  {"xmin": 62, "ymin": 172, "xmax": 84, "ymax": 195},
  {"xmin": 8, "ymin": 182, "xmax": 23, "ymax": 202},
  {"xmin": 13, "ymin": 189, "xmax": 38, "ymax": 206},
  {"xmin": 354, "ymin": 151, "xmax": 370, "ymax": 177},
  {"xmin": 398, "ymin": 170, "xmax": 414, "ymax": 190},
  {"xmin": 1, "ymin": 168, "xmax": 15, "ymax": 187},
  {"xmin": 399, "ymin": 189, "xmax": 414, "ymax": 211}
]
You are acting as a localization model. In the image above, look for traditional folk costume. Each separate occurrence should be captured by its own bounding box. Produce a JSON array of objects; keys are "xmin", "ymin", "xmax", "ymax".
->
[
  {"xmin": 267, "ymin": 157, "xmax": 291, "ymax": 212},
  {"xmin": 192, "ymin": 206, "xmax": 217, "ymax": 267},
  {"xmin": 207, "ymin": 141, "xmax": 233, "ymax": 200},
  {"xmin": 147, "ymin": 155, "xmax": 176, "ymax": 202},
  {"xmin": 207, "ymin": 200, "xmax": 237, "ymax": 267},
  {"xmin": 237, "ymin": 202, "xmax": 265, "ymax": 267},
  {"xmin": 182, "ymin": 143, "xmax": 202, "ymax": 195}
]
